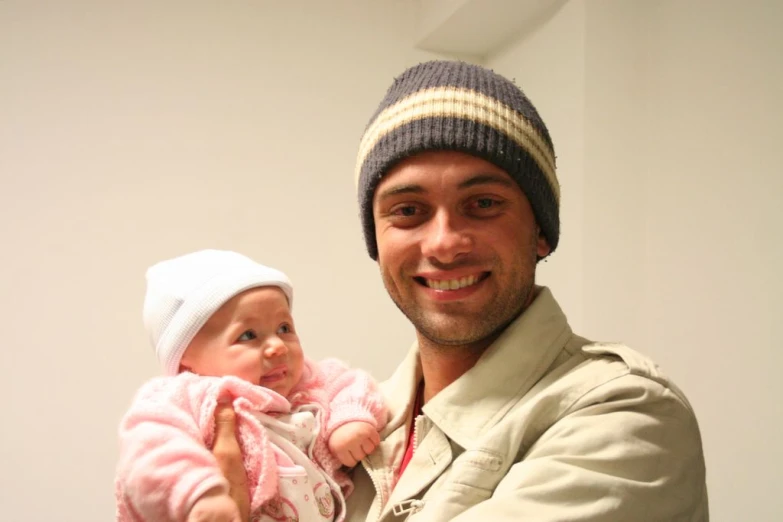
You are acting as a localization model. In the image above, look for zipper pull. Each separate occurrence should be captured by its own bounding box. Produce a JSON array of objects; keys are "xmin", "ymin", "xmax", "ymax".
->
[{"xmin": 392, "ymin": 499, "xmax": 425, "ymax": 518}]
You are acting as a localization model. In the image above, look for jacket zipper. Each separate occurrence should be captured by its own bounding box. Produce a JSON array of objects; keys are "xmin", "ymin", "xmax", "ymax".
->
[
  {"xmin": 392, "ymin": 499, "xmax": 425, "ymax": 519},
  {"xmin": 369, "ymin": 414, "xmax": 426, "ymax": 521},
  {"xmin": 388, "ymin": 415, "xmax": 426, "ymax": 520},
  {"xmin": 412, "ymin": 414, "xmax": 422, "ymax": 452}
]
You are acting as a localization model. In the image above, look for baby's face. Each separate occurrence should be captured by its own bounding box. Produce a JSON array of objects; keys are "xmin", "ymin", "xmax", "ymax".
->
[{"xmin": 180, "ymin": 286, "xmax": 304, "ymax": 397}]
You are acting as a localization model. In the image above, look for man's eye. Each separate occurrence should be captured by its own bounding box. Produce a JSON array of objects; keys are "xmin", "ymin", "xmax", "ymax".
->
[
  {"xmin": 469, "ymin": 197, "xmax": 505, "ymax": 213},
  {"xmin": 237, "ymin": 330, "xmax": 257, "ymax": 341},
  {"xmin": 393, "ymin": 205, "xmax": 418, "ymax": 217}
]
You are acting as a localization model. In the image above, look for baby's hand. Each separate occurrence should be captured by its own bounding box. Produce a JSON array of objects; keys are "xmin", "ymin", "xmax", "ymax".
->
[
  {"xmin": 187, "ymin": 488, "xmax": 243, "ymax": 522},
  {"xmin": 328, "ymin": 421, "xmax": 381, "ymax": 467}
]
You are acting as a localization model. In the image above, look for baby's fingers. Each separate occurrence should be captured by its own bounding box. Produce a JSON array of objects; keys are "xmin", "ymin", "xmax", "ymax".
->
[
  {"xmin": 339, "ymin": 449, "xmax": 359, "ymax": 467},
  {"xmin": 360, "ymin": 436, "xmax": 378, "ymax": 456}
]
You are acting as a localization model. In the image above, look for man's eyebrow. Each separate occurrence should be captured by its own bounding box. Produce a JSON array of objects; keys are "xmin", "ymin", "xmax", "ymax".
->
[
  {"xmin": 375, "ymin": 184, "xmax": 425, "ymax": 203},
  {"xmin": 457, "ymin": 173, "xmax": 515, "ymax": 190},
  {"xmin": 376, "ymin": 173, "xmax": 513, "ymax": 202}
]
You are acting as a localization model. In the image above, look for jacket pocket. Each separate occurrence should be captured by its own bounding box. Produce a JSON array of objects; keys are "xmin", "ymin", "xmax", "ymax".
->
[{"xmin": 450, "ymin": 448, "xmax": 504, "ymax": 488}]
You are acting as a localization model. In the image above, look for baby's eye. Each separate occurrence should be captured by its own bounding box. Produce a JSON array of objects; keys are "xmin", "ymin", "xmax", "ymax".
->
[
  {"xmin": 277, "ymin": 323, "xmax": 292, "ymax": 335},
  {"xmin": 237, "ymin": 330, "xmax": 257, "ymax": 342}
]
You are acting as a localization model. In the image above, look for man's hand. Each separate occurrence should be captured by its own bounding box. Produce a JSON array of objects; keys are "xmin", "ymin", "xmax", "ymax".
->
[
  {"xmin": 212, "ymin": 402, "xmax": 250, "ymax": 522},
  {"xmin": 328, "ymin": 421, "xmax": 380, "ymax": 467},
  {"xmin": 187, "ymin": 489, "xmax": 241, "ymax": 522}
]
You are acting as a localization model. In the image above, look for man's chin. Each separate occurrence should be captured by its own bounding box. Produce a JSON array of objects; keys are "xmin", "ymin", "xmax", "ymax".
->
[{"xmin": 416, "ymin": 319, "xmax": 490, "ymax": 347}]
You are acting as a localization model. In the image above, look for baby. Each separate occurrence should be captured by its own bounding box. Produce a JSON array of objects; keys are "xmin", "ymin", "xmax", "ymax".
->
[{"xmin": 115, "ymin": 250, "xmax": 387, "ymax": 522}]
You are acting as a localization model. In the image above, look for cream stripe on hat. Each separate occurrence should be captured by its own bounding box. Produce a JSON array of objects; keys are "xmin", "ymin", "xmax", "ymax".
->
[{"xmin": 356, "ymin": 86, "xmax": 559, "ymax": 201}]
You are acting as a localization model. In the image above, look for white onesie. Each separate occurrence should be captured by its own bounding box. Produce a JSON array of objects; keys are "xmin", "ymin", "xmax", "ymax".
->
[{"xmin": 251, "ymin": 406, "xmax": 346, "ymax": 522}]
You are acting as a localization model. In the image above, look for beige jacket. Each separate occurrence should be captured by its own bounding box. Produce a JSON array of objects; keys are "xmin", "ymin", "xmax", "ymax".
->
[{"xmin": 345, "ymin": 287, "xmax": 708, "ymax": 521}]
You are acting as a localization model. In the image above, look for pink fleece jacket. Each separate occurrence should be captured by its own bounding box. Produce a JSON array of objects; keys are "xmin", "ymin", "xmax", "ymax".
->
[{"xmin": 115, "ymin": 357, "xmax": 387, "ymax": 522}]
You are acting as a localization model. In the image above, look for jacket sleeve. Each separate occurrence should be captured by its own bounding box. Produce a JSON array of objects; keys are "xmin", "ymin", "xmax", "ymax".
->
[
  {"xmin": 317, "ymin": 358, "xmax": 388, "ymax": 438},
  {"xmin": 115, "ymin": 375, "xmax": 228, "ymax": 522},
  {"xmin": 447, "ymin": 375, "xmax": 708, "ymax": 521}
]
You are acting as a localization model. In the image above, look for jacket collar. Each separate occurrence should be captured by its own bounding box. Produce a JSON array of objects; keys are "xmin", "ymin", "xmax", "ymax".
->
[{"xmin": 381, "ymin": 286, "xmax": 573, "ymax": 449}]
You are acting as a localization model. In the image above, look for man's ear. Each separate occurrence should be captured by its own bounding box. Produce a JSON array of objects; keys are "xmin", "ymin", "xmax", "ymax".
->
[{"xmin": 536, "ymin": 227, "xmax": 551, "ymax": 259}]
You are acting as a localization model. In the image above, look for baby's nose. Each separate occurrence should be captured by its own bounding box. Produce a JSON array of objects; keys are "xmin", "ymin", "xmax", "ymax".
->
[{"xmin": 263, "ymin": 337, "xmax": 287, "ymax": 358}]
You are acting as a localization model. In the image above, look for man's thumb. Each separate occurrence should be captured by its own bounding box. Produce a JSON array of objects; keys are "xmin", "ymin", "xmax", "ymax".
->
[{"xmin": 214, "ymin": 402, "xmax": 237, "ymax": 430}]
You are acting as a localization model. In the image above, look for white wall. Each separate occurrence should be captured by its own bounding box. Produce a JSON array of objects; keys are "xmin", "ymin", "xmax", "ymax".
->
[
  {"xmin": 2, "ymin": 0, "xmax": 781, "ymax": 520},
  {"xmin": 0, "ymin": 1, "xmax": 425, "ymax": 519},
  {"xmin": 637, "ymin": 2, "xmax": 783, "ymax": 519},
  {"xmin": 487, "ymin": 1, "xmax": 783, "ymax": 520}
]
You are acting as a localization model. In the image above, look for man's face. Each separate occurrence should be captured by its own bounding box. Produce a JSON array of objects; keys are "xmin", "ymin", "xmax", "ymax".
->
[{"xmin": 372, "ymin": 150, "xmax": 550, "ymax": 348}]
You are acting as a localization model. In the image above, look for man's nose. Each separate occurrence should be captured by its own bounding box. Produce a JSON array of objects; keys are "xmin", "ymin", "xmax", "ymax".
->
[{"xmin": 420, "ymin": 210, "xmax": 473, "ymax": 264}]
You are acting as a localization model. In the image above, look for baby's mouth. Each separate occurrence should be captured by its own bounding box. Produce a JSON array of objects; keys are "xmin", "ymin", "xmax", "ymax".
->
[{"xmin": 260, "ymin": 366, "xmax": 287, "ymax": 384}]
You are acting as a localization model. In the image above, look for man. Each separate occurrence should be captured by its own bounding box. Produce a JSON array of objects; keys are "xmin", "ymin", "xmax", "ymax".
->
[{"xmin": 219, "ymin": 60, "xmax": 709, "ymax": 521}]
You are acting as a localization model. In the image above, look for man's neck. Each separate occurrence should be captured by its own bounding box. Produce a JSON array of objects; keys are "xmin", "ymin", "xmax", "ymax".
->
[
  {"xmin": 418, "ymin": 335, "xmax": 496, "ymax": 404},
  {"xmin": 417, "ymin": 286, "xmax": 542, "ymax": 404}
]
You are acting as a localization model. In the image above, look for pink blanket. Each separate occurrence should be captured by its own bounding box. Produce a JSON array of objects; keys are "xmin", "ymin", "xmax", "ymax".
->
[{"xmin": 115, "ymin": 358, "xmax": 386, "ymax": 521}]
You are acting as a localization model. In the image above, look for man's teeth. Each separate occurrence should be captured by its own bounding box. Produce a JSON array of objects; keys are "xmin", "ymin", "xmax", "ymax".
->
[{"xmin": 425, "ymin": 275, "xmax": 479, "ymax": 291}]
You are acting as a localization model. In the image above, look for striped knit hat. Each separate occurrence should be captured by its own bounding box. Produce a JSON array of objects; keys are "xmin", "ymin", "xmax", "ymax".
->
[{"xmin": 355, "ymin": 60, "xmax": 560, "ymax": 260}]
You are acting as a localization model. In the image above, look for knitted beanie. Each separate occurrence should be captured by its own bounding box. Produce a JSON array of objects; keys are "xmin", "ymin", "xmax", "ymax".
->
[
  {"xmin": 142, "ymin": 249, "xmax": 294, "ymax": 375},
  {"xmin": 355, "ymin": 60, "xmax": 560, "ymax": 260}
]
